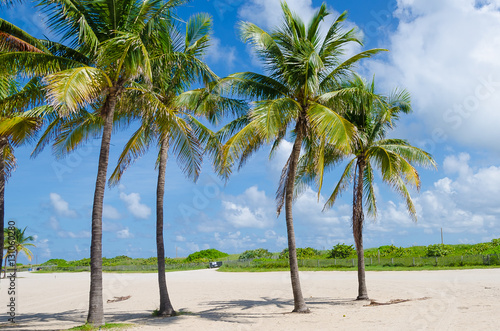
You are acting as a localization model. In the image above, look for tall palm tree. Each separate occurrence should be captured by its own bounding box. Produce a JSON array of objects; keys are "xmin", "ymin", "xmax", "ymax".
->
[
  {"xmin": 1, "ymin": 0, "xmax": 187, "ymax": 325},
  {"xmin": 3, "ymin": 226, "xmax": 35, "ymax": 277},
  {"xmin": 107, "ymin": 13, "xmax": 245, "ymax": 317},
  {"xmin": 301, "ymin": 75, "xmax": 436, "ymax": 299},
  {"xmin": 0, "ymin": 17, "xmax": 52, "ymax": 281},
  {"xmin": 215, "ymin": 2, "xmax": 384, "ymax": 312}
]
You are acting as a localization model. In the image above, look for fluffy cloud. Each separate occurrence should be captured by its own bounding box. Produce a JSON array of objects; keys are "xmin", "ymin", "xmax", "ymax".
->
[
  {"xmin": 221, "ymin": 186, "xmax": 275, "ymax": 228},
  {"xmin": 116, "ymin": 228, "xmax": 134, "ymax": 239},
  {"xmin": 205, "ymin": 37, "xmax": 237, "ymax": 69},
  {"xmin": 33, "ymin": 237, "xmax": 51, "ymax": 258},
  {"xmin": 48, "ymin": 216, "xmax": 60, "ymax": 230},
  {"xmin": 119, "ymin": 192, "xmax": 151, "ymax": 219},
  {"xmin": 103, "ymin": 204, "xmax": 121, "ymax": 220},
  {"xmin": 175, "ymin": 235, "xmax": 186, "ymax": 242},
  {"xmin": 368, "ymin": 0, "xmax": 500, "ymax": 151},
  {"xmin": 269, "ymin": 140, "xmax": 293, "ymax": 172},
  {"xmin": 57, "ymin": 230, "xmax": 91, "ymax": 239},
  {"xmin": 49, "ymin": 193, "xmax": 77, "ymax": 218},
  {"xmin": 214, "ymin": 231, "xmax": 252, "ymax": 250},
  {"xmin": 369, "ymin": 153, "xmax": 500, "ymax": 239}
]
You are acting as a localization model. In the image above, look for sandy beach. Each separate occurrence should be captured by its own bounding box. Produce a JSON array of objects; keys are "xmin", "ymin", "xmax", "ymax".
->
[{"xmin": 0, "ymin": 268, "xmax": 498, "ymax": 330}]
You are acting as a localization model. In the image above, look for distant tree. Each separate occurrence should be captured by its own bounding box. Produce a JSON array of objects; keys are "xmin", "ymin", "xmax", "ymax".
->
[{"xmin": 3, "ymin": 226, "xmax": 35, "ymax": 277}]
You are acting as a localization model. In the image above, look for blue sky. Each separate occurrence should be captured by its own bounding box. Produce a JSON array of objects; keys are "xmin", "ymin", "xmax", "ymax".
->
[{"xmin": 2, "ymin": 0, "xmax": 500, "ymax": 263}]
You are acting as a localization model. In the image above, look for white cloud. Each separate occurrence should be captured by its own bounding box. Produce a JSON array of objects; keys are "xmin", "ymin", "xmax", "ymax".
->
[
  {"xmin": 186, "ymin": 242, "xmax": 200, "ymax": 253},
  {"xmin": 49, "ymin": 193, "xmax": 77, "ymax": 218},
  {"xmin": 264, "ymin": 230, "xmax": 287, "ymax": 247},
  {"xmin": 175, "ymin": 235, "xmax": 186, "ymax": 242},
  {"xmin": 239, "ymin": 0, "xmax": 328, "ymax": 30},
  {"xmin": 57, "ymin": 230, "xmax": 91, "ymax": 239},
  {"xmin": 221, "ymin": 186, "xmax": 275, "ymax": 228},
  {"xmin": 205, "ymin": 37, "xmax": 237, "ymax": 69},
  {"xmin": 369, "ymin": 153, "xmax": 500, "ymax": 237},
  {"xmin": 214, "ymin": 231, "xmax": 252, "ymax": 250},
  {"xmin": 119, "ymin": 192, "xmax": 151, "ymax": 219},
  {"xmin": 117, "ymin": 228, "xmax": 134, "ymax": 239},
  {"xmin": 103, "ymin": 221, "xmax": 121, "ymax": 232},
  {"xmin": 368, "ymin": 0, "xmax": 500, "ymax": 151},
  {"xmin": 103, "ymin": 204, "xmax": 121, "ymax": 220},
  {"xmin": 48, "ymin": 216, "xmax": 60, "ymax": 230},
  {"xmin": 238, "ymin": 0, "xmax": 362, "ymax": 59},
  {"xmin": 34, "ymin": 238, "xmax": 51, "ymax": 258},
  {"xmin": 269, "ymin": 140, "xmax": 293, "ymax": 172}
]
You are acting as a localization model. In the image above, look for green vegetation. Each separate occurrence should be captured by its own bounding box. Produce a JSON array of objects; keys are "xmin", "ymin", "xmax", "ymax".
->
[
  {"xmin": 239, "ymin": 248, "xmax": 273, "ymax": 260},
  {"xmin": 68, "ymin": 323, "xmax": 134, "ymax": 330},
  {"xmin": 328, "ymin": 243, "xmax": 356, "ymax": 259},
  {"xmin": 279, "ymin": 247, "xmax": 321, "ymax": 260},
  {"xmin": 185, "ymin": 249, "xmax": 229, "ymax": 262},
  {"xmin": 36, "ymin": 239, "xmax": 500, "ymax": 273},
  {"xmin": 220, "ymin": 239, "xmax": 500, "ymax": 272}
]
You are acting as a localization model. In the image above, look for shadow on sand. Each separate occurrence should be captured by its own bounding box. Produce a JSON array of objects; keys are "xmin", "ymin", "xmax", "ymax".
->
[{"xmin": 0, "ymin": 297, "xmax": 359, "ymax": 330}]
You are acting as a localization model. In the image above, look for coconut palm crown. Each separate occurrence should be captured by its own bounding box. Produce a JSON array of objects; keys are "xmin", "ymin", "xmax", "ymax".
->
[
  {"xmin": 300, "ymin": 75, "xmax": 437, "ymax": 300},
  {"xmin": 215, "ymin": 2, "xmax": 386, "ymax": 312}
]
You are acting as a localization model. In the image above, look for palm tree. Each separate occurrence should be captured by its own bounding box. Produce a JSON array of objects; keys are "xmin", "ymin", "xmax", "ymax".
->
[
  {"xmin": 1, "ymin": 0, "xmax": 188, "ymax": 325},
  {"xmin": 107, "ymin": 13, "xmax": 244, "ymax": 317},
  {"xmin": 215, "ymin": 2, "xmax": 384, "ymax": 312},
  {"xmin": 301, "ymin": 75, "xmax": 436, "ymax": 299},
  {"xmin": 3, "ymin": 226, "xmax": 35, "ymax": 277},
  {"xmin": 0, "ymin": 17, "xmax": 52, "ymax": 281}
]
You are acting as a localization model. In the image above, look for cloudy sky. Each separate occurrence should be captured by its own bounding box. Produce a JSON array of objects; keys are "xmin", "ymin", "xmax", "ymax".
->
[{"xmin": 2, "ymin": 0, "xmax": 500, "ymax": 263}]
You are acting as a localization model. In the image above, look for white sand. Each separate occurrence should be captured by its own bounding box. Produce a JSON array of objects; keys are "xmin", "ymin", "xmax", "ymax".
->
[{"xmin": 0, "ymin": 268, "xmax": 498, "ymax": 330}]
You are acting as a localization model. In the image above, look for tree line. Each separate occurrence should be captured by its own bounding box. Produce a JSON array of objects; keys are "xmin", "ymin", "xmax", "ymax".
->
[{"xmin": 0, "ymin": 0, "xmax": 435, "ymax": 327}]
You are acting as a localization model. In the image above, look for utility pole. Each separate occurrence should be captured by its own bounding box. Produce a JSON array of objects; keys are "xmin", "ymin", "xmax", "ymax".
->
[
  {"xmin": 175, "ymin": 246, "xmax": 178, "ymax": 258},
  {"xmin": 441, "ymin": 228, "xmax": 444, "ymax": 245}
]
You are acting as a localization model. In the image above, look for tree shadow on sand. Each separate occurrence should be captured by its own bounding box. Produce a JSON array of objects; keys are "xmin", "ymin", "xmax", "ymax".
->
[
  {"xmin": 0, "ymin": 297, "xmax": 363, "ymax": 330},
  {"xmin": 186, "ymin": 296, "xmax": 360, "ymax": 324}
]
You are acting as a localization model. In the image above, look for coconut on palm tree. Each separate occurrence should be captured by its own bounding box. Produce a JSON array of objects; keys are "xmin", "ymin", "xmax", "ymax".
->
[
  {"xmin": 215, "ymin": 2, "xmax": 385, "ymax": 312},
  {"xmin": 301, "ymin": 75, "xmax": 436, "ymax": 300}
]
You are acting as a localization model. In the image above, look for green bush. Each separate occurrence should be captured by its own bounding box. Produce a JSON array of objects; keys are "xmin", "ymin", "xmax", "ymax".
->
[
  {"xmin": 185, "ymin": 249, "xmax": 228, "ymax": 262},
  {"xmin": 42, "ymin": 259, "xmax": 69, "ymax": 267},
  {"xmin": 328, "ymin": 243, "xmax": 355, "ymax": 259},
  {"xmin": 426, "ymin": 244, "xmax": 454, "ymax": 257},
  {"xmin": 69, "ymin": 258, "xmax": 91, "ymax": 266},
  {"xmin": 279, "ymin": 247, "xmax": 320, "ymax": 260},
  {"xmin": 239, "ymin": 248, "xmax": 273, "ymax": 260}
]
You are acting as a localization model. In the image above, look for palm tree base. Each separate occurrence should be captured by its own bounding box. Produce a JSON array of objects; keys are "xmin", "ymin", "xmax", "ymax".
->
[
  {"xmin": 292, "ymin": 308, "xmax": 311, "ymax": 313},
  {"xmin": 356, "ymin": 296, "xmax": 369, "ymax": 301},
  {"xmin": 154, "ymin": 310, "xmax": 176, "ymax": 317}
]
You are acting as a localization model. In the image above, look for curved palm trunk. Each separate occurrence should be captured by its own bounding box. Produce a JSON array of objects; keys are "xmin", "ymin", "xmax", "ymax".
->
[
  {"xmin": 0, "ymin": 141, "xmax": 5, "ymax": 280},
  {"xmin": 285, "ymin": 120, "xmax": 309, "ymax": 313},
  {"xmin": 156, "ymin": 138, "xmax": 175, "ymax": 316},
  {"xmin": 87, "ymin": 93, "xmax": 117, "ymax": 326},
  {"xmin": 353, "ymin": 158, "xmax": 368, "ymax": 300}
]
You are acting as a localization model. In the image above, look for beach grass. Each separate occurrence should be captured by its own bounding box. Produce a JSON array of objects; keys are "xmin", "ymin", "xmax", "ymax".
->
[{"xmin": 68, "ymin": 323, "xmax": 134, "ymax": 330}]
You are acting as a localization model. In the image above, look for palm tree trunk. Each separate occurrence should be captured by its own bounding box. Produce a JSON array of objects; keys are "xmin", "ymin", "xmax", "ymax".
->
[
  {"xmin": 0, "ymin": 141, "xmax": 5, "ymax": 280},
  {"xmin": 353, "ymin": 158, "xmax": 368, "ymax": 300},
  {"xmin": 285, "ymin": 120, "xmax": 309, "ymax": 313},
  {"xmin": 156, "ymin": 138, "xmax": 175, "ymax": 316},
  {"xmin": 87, "ymin": 93, "xmax": 117, "ymax": 326}
]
